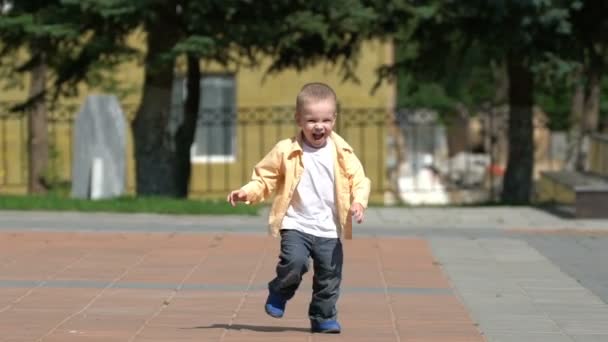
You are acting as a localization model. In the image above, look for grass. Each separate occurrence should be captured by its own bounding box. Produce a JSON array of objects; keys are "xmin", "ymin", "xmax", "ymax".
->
[
  {"xmin": 0, "ymin": 191, "xmax": 512, "ymax": 216},
  {"xmin": 0, "ymin": 195, "xmax": 259, "ymax": 216}
]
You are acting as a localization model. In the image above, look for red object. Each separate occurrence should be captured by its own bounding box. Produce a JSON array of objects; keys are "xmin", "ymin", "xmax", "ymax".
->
[{"xmin": 488, "ymin": 164, "xmax": 505, "ymax": 176}]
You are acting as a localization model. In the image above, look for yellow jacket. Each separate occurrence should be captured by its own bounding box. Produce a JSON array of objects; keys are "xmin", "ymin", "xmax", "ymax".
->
[{"xmin": 241, "ymin": 131, "xmax": 371, "ymax": 239}]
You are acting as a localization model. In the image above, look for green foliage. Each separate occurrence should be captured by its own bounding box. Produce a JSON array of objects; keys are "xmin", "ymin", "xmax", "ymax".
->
[
  {"xmin": 535, "ymin": 84, "xmax": 571, "ymax": 130},
  {"xmin": 397, "ymin": 77, "xmax": 454, "ymax": 113},
  {"xmin": 263, "ymin": 0, "xmax": 416, "ymax": 81},
  {"xmin": 0, "ymin": 0, "xmax": 138, "ymax": 109},
  {"xmin": 402, "ymin": 1, "xmax": 578, "ymax": 76},
  {"xmin": 172, "ymin": 36, "xmax": 216, "ymax": 56},
  {"xmin": 2, "ymin": 0, "xmax": 607, "ymax": 201},
  {"xmin": 394, "ymin": 29, "xmax": 498, "ymax": 116},
  {"xmin": 533, "ymin": 54, "xmax": 578, "ymax": 130},
  {"xmin": 389, "ymin": 0, "xmax": 607, "ymax": 133}
]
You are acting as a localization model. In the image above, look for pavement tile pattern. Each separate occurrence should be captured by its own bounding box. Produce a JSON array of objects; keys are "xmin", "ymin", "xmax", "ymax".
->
[
  {"xmin": 431, "ymin": 237, "xmax": 608, "ymax": 342},
  {"xmin": 2, "ymin": 207, "xmax": 608, "ymax": 341},
  {"xmin": 0, "ymin": 232, "xmax": 483, "ymax": 341}
]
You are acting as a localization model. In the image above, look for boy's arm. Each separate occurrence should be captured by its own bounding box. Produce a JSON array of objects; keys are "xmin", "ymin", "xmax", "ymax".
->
[
  {"xmin": 345, "ymin": 151, "xmax": 371, "ymax": 208},
  {"xmin": 239, "ymin": 144, "xmax": 282, "ymax": 204}
]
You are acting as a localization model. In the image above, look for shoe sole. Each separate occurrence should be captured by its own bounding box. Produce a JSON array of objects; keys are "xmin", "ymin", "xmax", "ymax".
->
[
  {"xmin": 264, "ymin": 306, "xmax": 284, "ymax": 318},
  {"xmin": 311, "ymin": 328, "xmax": 341, "ymax": 334}
]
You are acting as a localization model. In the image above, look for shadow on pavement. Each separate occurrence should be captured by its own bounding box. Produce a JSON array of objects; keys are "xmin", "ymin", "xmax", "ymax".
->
[
  {"xmin": 534, "ymin": 204, "xmax": 576, "ymax": 219},
  {"xmin": 187, "ymin": 323, "xmax": 310, "ymax": 333}
]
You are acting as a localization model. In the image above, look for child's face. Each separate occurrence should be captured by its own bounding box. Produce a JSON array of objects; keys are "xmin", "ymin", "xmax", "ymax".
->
[{"xmin": 296, "ymin": 98, "xmax": 336, "ymax": 148}]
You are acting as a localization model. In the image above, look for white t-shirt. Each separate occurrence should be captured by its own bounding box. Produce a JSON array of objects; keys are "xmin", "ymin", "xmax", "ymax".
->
[{"xmin": 281, "ymin": 137, "xmax": 338, "ymax": 238}]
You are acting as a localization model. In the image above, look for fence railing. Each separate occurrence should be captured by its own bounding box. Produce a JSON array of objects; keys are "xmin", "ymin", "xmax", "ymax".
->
[{"xmin": 1, "ymin": 103, "xmax": 509, "ymax": 204}]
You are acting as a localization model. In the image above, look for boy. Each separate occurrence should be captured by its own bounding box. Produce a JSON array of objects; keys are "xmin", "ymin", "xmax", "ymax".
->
[{"xmin": 227, "ymin": 82, "xmax": 370, "ymax": 333}]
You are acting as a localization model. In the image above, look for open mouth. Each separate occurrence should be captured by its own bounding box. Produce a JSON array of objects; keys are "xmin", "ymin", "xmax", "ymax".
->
[{"xmin": 312, "ymin": 132, "xmax": 325, "ymax": 141}]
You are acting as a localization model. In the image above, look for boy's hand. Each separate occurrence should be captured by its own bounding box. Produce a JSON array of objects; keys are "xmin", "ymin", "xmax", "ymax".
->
[
  {"xmin": 227, "ymin": 189, "xmax": 248, "ymax": 207},
  {"xmin": 350, "ymin": 202, "xmax": 365, "ymax": 223}
]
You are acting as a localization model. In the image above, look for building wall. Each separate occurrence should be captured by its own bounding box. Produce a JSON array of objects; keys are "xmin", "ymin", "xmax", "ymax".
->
[
  {"xmin": 0, "ymin": 36, "xmax": 393, "ymax": 203},
  {"xmin": 190, "ymin": 40, "xmax": 392, "ymax": 203}
]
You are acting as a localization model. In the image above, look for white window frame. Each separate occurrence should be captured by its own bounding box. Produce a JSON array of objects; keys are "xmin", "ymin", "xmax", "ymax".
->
[{"xmin": 190, "ymin": 154, "xmax": 236, "ymax": 164}]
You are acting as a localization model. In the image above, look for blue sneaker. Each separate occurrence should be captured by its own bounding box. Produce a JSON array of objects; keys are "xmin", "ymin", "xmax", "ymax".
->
[
  {"xmin": 264, "ymin": 291, "xmax": 287, "ymax": 318},
  {"xmin": 310, "ymin": 319, "xmax": 341, "ymax": 333}
]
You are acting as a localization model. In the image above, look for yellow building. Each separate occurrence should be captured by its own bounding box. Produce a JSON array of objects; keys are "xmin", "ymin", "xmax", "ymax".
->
[{"xmin": 0, "ymin": 38, "xmax": 394, "ymax": 203}]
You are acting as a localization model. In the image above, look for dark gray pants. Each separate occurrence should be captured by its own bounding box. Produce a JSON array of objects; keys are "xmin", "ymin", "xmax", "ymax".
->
[{"xmin": 268, "ymin": 229, "xmax": 343, "ymax": 323}]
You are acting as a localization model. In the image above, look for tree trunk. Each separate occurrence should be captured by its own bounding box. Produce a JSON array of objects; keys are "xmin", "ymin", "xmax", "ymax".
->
[
  {"xmin": 132, "ymin": 8, "xmax": 181, "ymax": 196},
  {"xmin": 27, "ymin": 54, "xmax": 49, "ymax": 194},
  {"xmin": 174, "ymin": 55, "xmax": 201, "ymax": 197},
  {"xmin": 566, "ymin": 67, "xmax": 602, "ymax": 171},
  {"xmin": 583, "ymin": 69, "xmax": 601, "ymax": 133},
  {"xmin": 576, "ymin": 68, "xmax": 601, "ymax": 171},
  {"xmin": 565, "ymin": 67, "xmax": 584, "ymax": 171},
  {"xmin": 501, "ymin": 53, "xmax": 534, "ymax": 204}
]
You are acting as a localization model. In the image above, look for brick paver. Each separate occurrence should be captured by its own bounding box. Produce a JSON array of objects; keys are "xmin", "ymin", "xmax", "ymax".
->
[{"xmin": 0, "ymin": 232, "xmax": 483, "ymax": 341}]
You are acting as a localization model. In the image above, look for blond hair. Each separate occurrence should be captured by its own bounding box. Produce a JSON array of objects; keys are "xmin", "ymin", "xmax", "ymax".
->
[{"xmin": 296, "ymin": 82, "xmax": 338, "ymax": 114}]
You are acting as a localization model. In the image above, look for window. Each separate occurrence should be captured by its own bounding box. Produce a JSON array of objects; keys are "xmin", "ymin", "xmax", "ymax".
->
[{"xmin": 171, "ymin": 74, "xmax": 237, "ymax": 163}]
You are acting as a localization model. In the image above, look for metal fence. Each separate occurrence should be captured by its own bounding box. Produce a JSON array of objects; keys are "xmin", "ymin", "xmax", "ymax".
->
[
  {"xmin": 1, "ymin": 103, "xmax": 69, "ymax": 189},
  {"xmin": 1, "ymin": 103, "xmax": 507, "ymax": 204}
]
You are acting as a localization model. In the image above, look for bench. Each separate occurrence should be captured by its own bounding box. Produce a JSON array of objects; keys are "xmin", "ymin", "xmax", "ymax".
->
[
  {"xmin": 537, "ymin": 170, "xmax": 608, "ymax": 218},
  {"xmin": 537, "ymin": 134, "xmax": 608, "ymax": 218}
]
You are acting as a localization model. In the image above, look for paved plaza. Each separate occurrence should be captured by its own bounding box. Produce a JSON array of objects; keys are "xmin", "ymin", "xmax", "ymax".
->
[{"xmin": 0, "ymin": 207, "xmax": 607, "ymax": 341}]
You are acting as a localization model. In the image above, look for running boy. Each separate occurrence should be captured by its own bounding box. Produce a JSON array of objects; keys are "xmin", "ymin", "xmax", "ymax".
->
[{"xmin": 227, "ymin": 82, "xmax": 371, "ymax": 333}]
